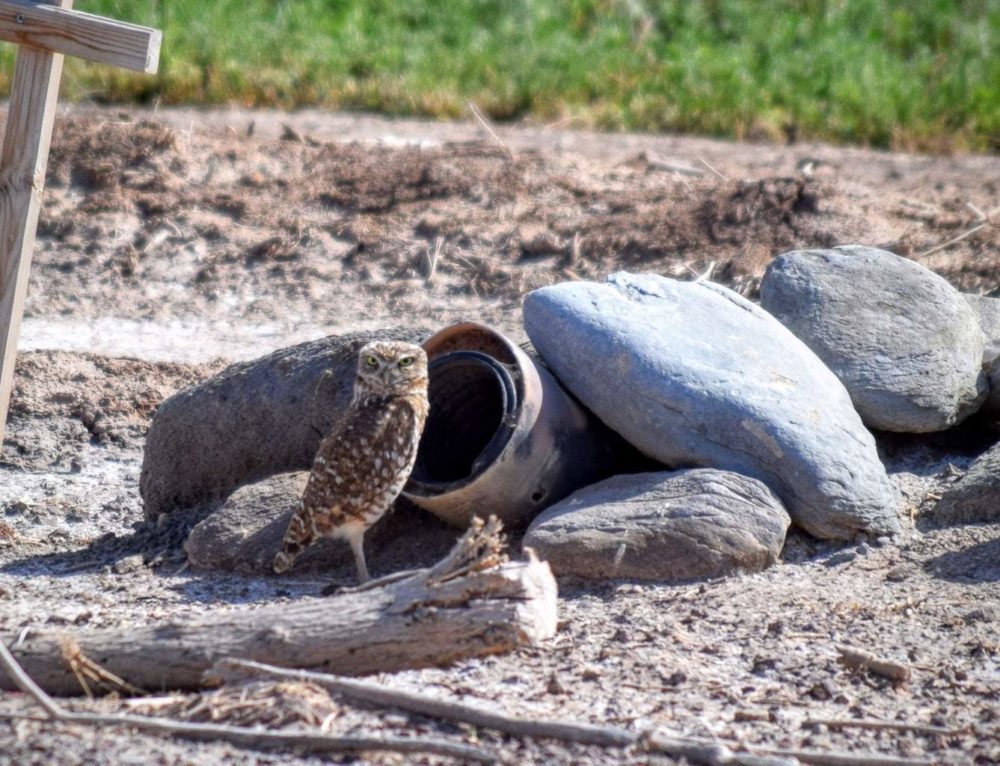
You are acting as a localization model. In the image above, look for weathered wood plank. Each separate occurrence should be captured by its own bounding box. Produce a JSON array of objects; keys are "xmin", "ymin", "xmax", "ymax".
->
[
  {"xmin": 0, "ymin": 0, "xmax": 69, "ymax": 442},
  {"xmin": 0, "ymin": 0, "xmax": 159, "ymax": 73}
]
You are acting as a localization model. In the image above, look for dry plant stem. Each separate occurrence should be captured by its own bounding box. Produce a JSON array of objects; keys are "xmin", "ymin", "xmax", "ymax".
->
[
  {"xmin": 467, "ymin": 101, "xmax": 515, "ymax": 160},
  {"xmin": 836, "ymin": 645, "xmax": 911, "ymax": 685},
  {"xmin": 646, "ymin": 732, "xmax": 932, "ymax": 766},
  {"xmin": 0, "ymin": 641, "xmax": 495, "ymax": 763},
  {"xmin": 642, "ymin": 152, "xmax": 705, "ymax": 177},
  {"xmin": 211, "ymin": 658, "xmax": 636, "ymax": 748},
  {"xmin": 425, "ymin": 235, "xmax": 443, "ymax": 283},
  {"xmin": 918, "ymin": 204, "xmax": 998, "ymax": 257},
  {"xmin": 805, "ymin": 718, "xmax": 959, "ymax": 737},
  {"xmin": 61, "ymin": 637, "xmax": 144, "ymax": 697},
  {"xmin": 696, "ymin": 155, "xmax": 729, "ymax": 181},
  {"xmin": 917, "ymin": 221, "xmax": 987, "ymax": 257}
]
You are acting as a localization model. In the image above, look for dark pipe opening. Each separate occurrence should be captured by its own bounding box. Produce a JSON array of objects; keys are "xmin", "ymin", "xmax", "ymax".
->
[{"xmin": 409, "ymin": 351, "xmax": 518, "ymax": 492}]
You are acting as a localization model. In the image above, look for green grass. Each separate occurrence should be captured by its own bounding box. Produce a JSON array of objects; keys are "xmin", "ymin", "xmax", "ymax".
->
[{"xmin": 8, "ymin": 0, "xmax": 999, "ymax": 150}]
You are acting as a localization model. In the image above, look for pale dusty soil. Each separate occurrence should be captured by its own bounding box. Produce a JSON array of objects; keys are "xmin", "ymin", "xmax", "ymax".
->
[{"xmin": 0, "ymin": 104, "xmax": 998, "ymax": 766}]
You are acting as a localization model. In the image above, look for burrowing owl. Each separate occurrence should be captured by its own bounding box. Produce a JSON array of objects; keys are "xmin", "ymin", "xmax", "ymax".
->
[{"xmin": 273, "ymin": 340, "xmax": 429, "ymax": 582}]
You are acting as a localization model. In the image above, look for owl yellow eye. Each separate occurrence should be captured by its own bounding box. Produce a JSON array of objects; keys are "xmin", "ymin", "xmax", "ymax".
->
[
  {"xmin": 365, "ymin": 355, "xmax": 378, "ymax": 367},
  {"xmin": 398, "ymin": 356, "xmax": 414, "ymax": 368}
]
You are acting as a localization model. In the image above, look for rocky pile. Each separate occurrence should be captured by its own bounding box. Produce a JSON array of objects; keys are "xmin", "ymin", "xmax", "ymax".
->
[{"xmin": 140, "ymin": 246, "xmax": 1000, "ymax": 584}]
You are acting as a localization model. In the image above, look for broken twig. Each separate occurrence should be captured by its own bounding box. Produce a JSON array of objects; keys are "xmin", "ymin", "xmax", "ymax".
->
[
  {"xmin": 805, "ymin": 717, "xmax": 960, "ymax": 737},
  {"xmin": 918, "ymin": 205, "xmax": 997, "ymax": 258},
  {"xmin": 640, "ymin": 151, "xmax": 705, "ymax": 177},
  {"xmin": 210, "ymin": 657, "xmax": 635, "ymax": 748},
  {"xmin": 696, "ymin": 155, "xmax": 729, "ymax": 181},
  {"xmin": 647, "ymin": 730, "xmax": 933, "ymax": 766},
  {"xmin": 836, "ymin": 645, "xmax": 911, "ymax": 685},
  {"xmin": 467, "ymin": 101, "xmax": 515, "ymax": 160}
]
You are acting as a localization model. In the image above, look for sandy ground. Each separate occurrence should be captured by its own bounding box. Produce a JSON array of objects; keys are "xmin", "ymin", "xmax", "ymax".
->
[{"xmin": 0, "ymin": 104, "xmax": 998, "ymax": 766}]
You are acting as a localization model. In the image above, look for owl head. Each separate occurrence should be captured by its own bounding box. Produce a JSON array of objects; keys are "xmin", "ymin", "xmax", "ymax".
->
[{"xmin": 355, "ymin": 340, "xmax": 429, "ymax": 396}]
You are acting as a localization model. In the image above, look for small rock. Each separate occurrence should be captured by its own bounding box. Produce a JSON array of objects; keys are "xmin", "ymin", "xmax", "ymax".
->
[
  {"xmin": 760, "ymin": 246, "xmax": 987, "ymax": 432},
  {"xmin": 521, "ymin": 469, "xmax": 791, "ymax": 582},
  {"xmin": 112, "ymin": 554, "xmax": 145, "ymax": 575},
  {"xmin": 545, "ymin": 673, "xmax": 567, "ymax": 695},
  {"xmin": 523, "ymin": 272, "xmax": 899, "ymax": 540},
  {"xmin": 931, "ymin": 442, "xmax": 1000, "ymax": 525},
  {"xmin": 822, "ymin": 549, "xmax": 857, "ymax": 567},
  {"xmin": 885, "ymin": 564, "xmax": 911, "ymax": 582}
]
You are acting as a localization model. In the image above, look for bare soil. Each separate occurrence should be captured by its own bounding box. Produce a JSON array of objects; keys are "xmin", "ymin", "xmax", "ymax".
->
[{"xmin": 0, "ymin": 104, "xmax": 998, "ymax": 766}]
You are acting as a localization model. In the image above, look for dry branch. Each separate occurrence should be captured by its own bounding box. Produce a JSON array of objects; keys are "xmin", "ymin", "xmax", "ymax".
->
[
  {"xmin": 208, "ymin": 658, "xmax": 635, "ymax": 748},
  {"xmin": 0, "ymin": 640, "xmax": 494, "ymax": 763},
  {"xmin": 836, "ymin": 645, "xmax": 911, "ymax": 685},
  {"xmin": 646, "ymin": 731, "xmax": 933, "ymax": 766},
  {"xmin": 639, "ymin": 151, "xmax": 705, "ymax": 177},
  {"xmin": 2, "ymin": 519, "xmax": 557, "ymax": 695},
  {"xmin": 805, "ymin": 718, "xmax": 959, "ymax": 737}
]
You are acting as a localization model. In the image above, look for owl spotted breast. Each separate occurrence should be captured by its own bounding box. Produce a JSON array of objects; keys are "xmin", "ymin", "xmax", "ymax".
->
[{"xmin": 273, "ymin": 340, "xmax": 429, "ymax": 583}]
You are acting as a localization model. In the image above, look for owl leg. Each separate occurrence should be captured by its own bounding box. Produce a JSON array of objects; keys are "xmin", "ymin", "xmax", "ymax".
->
[
  {"xmin": 273, "ymin": 502, "xmax": 314, "ymax": 574},
  {"xmin": 346, "ymin": 528, "xmax": 370, "ymax": 584}
]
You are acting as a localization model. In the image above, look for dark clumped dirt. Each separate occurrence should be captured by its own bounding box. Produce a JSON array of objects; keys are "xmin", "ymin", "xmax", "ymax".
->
[{"xmin": 0, "ymin": 105, "xmax": 998, "ymax": 766}]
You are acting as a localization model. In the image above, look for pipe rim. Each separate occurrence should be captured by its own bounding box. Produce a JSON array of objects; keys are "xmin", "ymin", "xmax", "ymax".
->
[{"xmin": 407, "ymin": 349, "xmax": 519, "ymax": 496}]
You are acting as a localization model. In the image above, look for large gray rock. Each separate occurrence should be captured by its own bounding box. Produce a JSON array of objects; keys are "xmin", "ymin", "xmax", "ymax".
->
[
  {"xmin": 760, "ymin": 246, "xmax": 987, "ymax": 432},
  {"xmin": 930, "ymin": 444, "xmax": 1000, "ymax": 526},
  {"xmin": 184, "ymin": 472, "xmax": 456, "ymax": 575},
  {"xmin": 522, "ymin": 469, "xmax": 790, "ymax": 581},
  {"xmin": 141, "ymin": 327, "xmax": 427, "ymax": 520},
  {"xmin": 523, "ymin": 272, "xmax": 899, "ymax": 540}
]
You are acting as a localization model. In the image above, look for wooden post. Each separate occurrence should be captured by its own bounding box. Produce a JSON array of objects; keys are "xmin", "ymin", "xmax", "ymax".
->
[{"xmin": 0, "ymin": 0, "xmax": 160, "ymax": 443}]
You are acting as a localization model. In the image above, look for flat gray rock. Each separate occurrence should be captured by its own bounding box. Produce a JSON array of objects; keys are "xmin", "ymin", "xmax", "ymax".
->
[
  {"xmin": 522, "ymin": 469, "xmax": 790, "ymax": 581},
  {"xmin": 930, "ymin": 444, "xmax": 1000, "ymax": 526},
  {"xmin": 760, "ymin": 247, "xmax": 987, "ymax": 432},
  {"xmin": 141, "ymin": 327, "xmax": 427, "ymax": 520},
  {"xmin": 184, "ymin": 472, "xmax": 456, "ymax": 575},
  {"xmin": 523, "ymin": 272, "xmax": 899, "ymax": 540}
]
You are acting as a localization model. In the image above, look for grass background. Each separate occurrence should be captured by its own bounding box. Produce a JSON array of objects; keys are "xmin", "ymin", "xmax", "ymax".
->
[{"xmin": 9, "ymin": 0, "xmax": 999, "ymax": 151}]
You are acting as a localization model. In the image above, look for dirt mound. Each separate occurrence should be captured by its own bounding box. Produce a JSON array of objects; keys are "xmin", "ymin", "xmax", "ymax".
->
[
  {"xmin": 309, "ymin": 142, "xmax": 522, "ymax": 212},
  {"xmin": 7, "ymin": 351, "xmax": 216, "ymax": 452},
  {"xmin": 1, "ymin": 107, "xmax": 998, "ymax": 766},
  {"xmin": 22, "ymin": 113, "xmax": 997, "ymax": 333}
]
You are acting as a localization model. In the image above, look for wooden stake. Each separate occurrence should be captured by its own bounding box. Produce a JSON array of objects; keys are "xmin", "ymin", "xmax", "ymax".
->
[
  {"xmin": 0, "ymin": 0, "xmax": 70, "ymax": 441},
  {"xmin": 0, "ymin": 0, "xmax": 160, "ymax": 444}
]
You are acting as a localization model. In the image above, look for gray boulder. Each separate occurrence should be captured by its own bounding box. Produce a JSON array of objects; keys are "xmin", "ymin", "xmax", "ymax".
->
[
  {"xmin": 141, "ymin": 327, "xmax": 427, "ymax": 520},
  {"xmin": 523, "ymin": 272, "xmax": 899, "ymax": 540},
  {"xmin": 184, "ymin": 471, "xmax": 456, "ymax": 575},
  {"xmin": 930, "ymin": 444, "xmax": 1000, "ymax": 526},
  {"xmin": 522, "ymin": 469, "xmax": 790, "ymax": 581},
  {"xmin": 760, "ymin": 246, "xmax": 987, "ymax": 432}
]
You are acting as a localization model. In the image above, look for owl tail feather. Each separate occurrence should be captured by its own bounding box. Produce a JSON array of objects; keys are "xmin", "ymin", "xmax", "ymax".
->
[{"xmin": 273, "ymin": 501, "xmax": 313, "ymax": 574}]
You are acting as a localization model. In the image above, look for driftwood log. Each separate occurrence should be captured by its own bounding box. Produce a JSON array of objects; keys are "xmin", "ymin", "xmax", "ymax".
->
[
  {"xmin": 140, "ymin": 327, "xmax": 427, "ymax": 519},
  {"xmin": 3, "ymin": 520, "xmax": 557, "ymax": 696}
]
